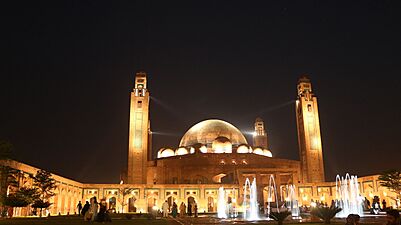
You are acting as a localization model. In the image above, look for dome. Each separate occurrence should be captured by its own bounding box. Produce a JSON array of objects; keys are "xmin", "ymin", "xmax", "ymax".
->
[
  {"xmin": 237, "ymin": 144, "xmax": 251, "ymax": 153},
  {"xmin": 179, "ymin": 119, "xmax": 248, "ymax": 148},
  {"xmin": 253, "ymin": 147, "xmax": 264, "ymax": 155},
  {"xmin": 160, "ymin": 148, "xmax": 175, "ymax": 158},
  {"xmin": 263, "ymin": 149, "xmax": 273, "ymax": 157},
  {"xmin": 175, "ymin": 147, "xmax": 189, "ymax": 156},
  {"xmin": 212, "ymin": 136, "xmax": 232, "ymax": 153}
]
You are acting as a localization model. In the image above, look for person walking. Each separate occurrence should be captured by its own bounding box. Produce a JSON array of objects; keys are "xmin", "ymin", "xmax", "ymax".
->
[
  {"xmin": 172, "ymin": 202, "xmax": 178, "ymax": 218},
  {"xmin": 77, "ymin": 201, "xmax": 82, "ymax": 215},
  {"xmin": 82, "ymin": 201, "xmax": 90, "ymax": 220},
  {"xmin": 382, "ymin": 199, "xmax": 387, "ymax": 210},
  {"xmin": 162, "ymin": 200, "xmax": 169, "ymax": 218}
]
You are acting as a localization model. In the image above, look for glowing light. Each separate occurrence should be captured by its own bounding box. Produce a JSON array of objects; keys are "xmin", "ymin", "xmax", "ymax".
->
[
  {"xmin": 160, "ymin": 149, "xmax": 175, "ymax": 157},
  {"xmin": 310, "ymin": 202, "xmax": 317, "ymax": 207},
  {"xmin": 200, "ymin": 145, "xmax": 207, "ymax": 153},
  {"xmin": 152, "ymin": 206, "xmax": 158, "ymax": 210},
  {"xmin": 252, "ymin": 132, "xmax": 257, "ymax": 136},
  {"xmin": 302, "ymin": 195, "xmax": 308, "ymax": 201},
  {"xmin": 253, "ymin": 148, "xmax": 263, "ymax": 155},
  {"xmin": 383, "ymin": 191, "xmax": 387, "ymax": 197},
  {"xmin": 320, "ymin": 195, "xmax": 325, "ymax": 201},
  {"xmin": 175, "ymin": 147, "xmax": 189, "ymax": 155},
  {"xmin": 369, "ymin": 192, "xmax": 374, "ymax": 198}
]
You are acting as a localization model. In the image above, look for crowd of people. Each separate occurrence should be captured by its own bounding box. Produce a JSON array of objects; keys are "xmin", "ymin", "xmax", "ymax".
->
[
  {"xmin": 78, "ymin": 197, "xmax": 112, "ymax": 222},
  {"xmin": 160, "ymin": 200, "xmax": 198, "ymax": 218}
]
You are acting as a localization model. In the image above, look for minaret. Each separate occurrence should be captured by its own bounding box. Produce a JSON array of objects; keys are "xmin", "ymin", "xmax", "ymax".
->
[
  {"xmin": 253, "ymin": 117, "xmax": 268, "ymax": 149},
  {"xmin": 127, "ymin": 71, "xmax": 150, "ymax": 184},
  {"xmin": 295, "ymin": 75, "xmax": 325, "ymax": 183}
]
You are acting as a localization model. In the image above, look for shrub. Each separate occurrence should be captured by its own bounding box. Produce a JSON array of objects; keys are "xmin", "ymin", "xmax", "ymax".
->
[
  {"xmin": 310, "ymin": 206, "xmax": 342, "ymax": 224},
  {"xmin": 269, "ymin": 211, "xmax": 291, "ymax": 225}
]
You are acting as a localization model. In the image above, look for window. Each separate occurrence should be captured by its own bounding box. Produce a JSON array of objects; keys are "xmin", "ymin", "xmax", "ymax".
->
[
  {"xmin": 307, "ymin": 104, "xmax": 312, "ymax": 112},
  {"xmin": 138, "ymin": 101, "xmax": 142, "ymax": 108}
]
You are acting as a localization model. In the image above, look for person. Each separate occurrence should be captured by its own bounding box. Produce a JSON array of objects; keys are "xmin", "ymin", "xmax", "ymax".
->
[
  {"xmin": 179, "ymin": 202, "xmax": 186, "ymax": 217},
  {"xmin": 162, "ymin": 200, "xmax": 169, "ymax": 218},
  {"xmin": 345, "ymin": 214, "xmax": 360, "ymax": 225},
  {"xmin": 385, "ymin": 209, "xmax": 400, "ymax": 225},
  {"xmin": 90, "ymin": 197, "xmax": 99, "ymax": 221},
  {"xmin": 82, "ymin": 201, "xmax": 90, "ymax": 220},
  {"xmin": 188, "ymin": 202, "xmax": 192, "ymax": 216},
  {"xmin": 95, "ymin": 199, "xmax": 112, "ymax": 222},
  {"xmin": 77, "ymin": 201, "xmax": 82, "ymax": 215},
  {"xmin": 382, "ymin": 199, "xmax": 387, "ymax": 210},
  {"xmin": 194, "ymin": 202, "xmax": 198, "ymax": 218},
  {"xmin": 171, "ymin": 202, "xmax": 178, "ymax": 218}
]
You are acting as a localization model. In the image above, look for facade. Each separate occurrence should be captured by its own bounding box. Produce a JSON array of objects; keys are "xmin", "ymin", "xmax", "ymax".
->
[{"xmin": 0, "ymin": 72, "xmax": 397, "ymax": 216}]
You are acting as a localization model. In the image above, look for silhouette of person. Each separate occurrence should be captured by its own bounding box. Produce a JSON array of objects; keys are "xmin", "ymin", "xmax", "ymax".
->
[
  {"xmin": 77, "ymin": 201, "xmax": 82, "ymax": 215},
  {"xmin": 82, "ymin": 201, "xmax": 90, "ymax": 220}
]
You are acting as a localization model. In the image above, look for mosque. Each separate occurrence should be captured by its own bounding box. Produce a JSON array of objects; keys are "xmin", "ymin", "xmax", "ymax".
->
[{"xmin": 0, "ymin": 72, "xmax": 395, "ymax": 216}]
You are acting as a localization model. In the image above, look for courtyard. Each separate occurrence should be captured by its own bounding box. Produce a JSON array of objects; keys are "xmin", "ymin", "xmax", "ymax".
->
[{"xmin": 0, "ymin": 214, "xmax": 387, "ymax": 225}]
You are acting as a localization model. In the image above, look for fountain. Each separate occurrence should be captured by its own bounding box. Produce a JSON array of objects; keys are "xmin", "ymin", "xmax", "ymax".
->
[
  {"xmin": 287, "ymin": 184, "xmax": 300, "ymax": 218},
  {"xmin": 335, "ymin": 174, "xmax": 363, "ymax": 217},
  {"xmin": 243, "ymin": 178, "xmax": 259, "ymax": 220},
  {"xmin": 217, "ymin": 187, "xmax": 227, "ymax": 218},
  {"xmin": 266, "ymin": 175, "xmax": 280, "ymax": 218}
]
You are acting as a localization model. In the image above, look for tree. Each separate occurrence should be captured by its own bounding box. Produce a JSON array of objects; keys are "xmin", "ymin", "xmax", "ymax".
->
[
  {"xmin": 269, "ymin": 211, "xmax": 291, "ymax": 225},
  {"xmin": 310, "ymin": 206, "xmax": 342, "ymax": 224},
  {"xmin": 2, "ymin": 187, "xmax": 38, "ymax": 208},
  {"xmin": 31, "ymin": 169, "xmax": 57, "ymax": 216},
  {"xmin": 118, "ymin": 187, "xmax": 135, "ymax": 213},
  {"xmin": 378, "ymin": 170, "xmax": 401, "ymax": 208}
]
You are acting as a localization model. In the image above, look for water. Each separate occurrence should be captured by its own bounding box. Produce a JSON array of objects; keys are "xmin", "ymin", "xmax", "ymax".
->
[
  {"xmin": 218, "ymin": 187, "xmax": 227, "ymax": 218},
  {"xmin": 266, "ymin": 175, "xmax": 280, "ymax": 218},
  {"xmin": 243, "ymin": 178, "xmax": 259, "ymax": 220},
  {"xmin": 287, "ymin": 184, "xmax": 300, "ymax": 218},
  {"xmin": 335, "ymin": 174, "xmax": 363, "ymax": 217}
]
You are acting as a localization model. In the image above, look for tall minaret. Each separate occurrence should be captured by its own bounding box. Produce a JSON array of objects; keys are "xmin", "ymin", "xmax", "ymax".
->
[
  {"xmin": 127, "ymin": 71, "xmax": 151, "ymax": 184},
  {"xmin": 295, "ymin": 75, "xmax": 325, "ymax": 183},
  {"xmin": 253, "ymin": 117, "xmax": 268, "ymax": 149}
]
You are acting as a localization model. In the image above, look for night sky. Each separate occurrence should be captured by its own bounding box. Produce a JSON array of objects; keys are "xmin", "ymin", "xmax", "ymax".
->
[{"xmin": 2, "ymin": 1, "xmax": 401, "ymax": 183}]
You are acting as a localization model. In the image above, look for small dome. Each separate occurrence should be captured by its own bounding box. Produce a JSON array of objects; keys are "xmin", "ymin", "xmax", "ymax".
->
[
  {"xmin": 199, "ymin": 145, "xmax": 207, "ymax": 153},
  {"xmin": 189, "ymin": 147, "xmax": 195, "ymax": 154},
  {"xmin": 212, "ymin": 136, "xmax": 232, "ymax": 153},
  {"xmin": 157, "ymin": 148, "xmax": 165, "ymax": 158},
  {"xmin": 253, "ymin": 147, "xmax": 264, "ymax": 156},
  {"xmin": 160, "ymin": 148, "xmax": 175, "ymax": 158},
  {"xmin": 176, "ymin": 147, "xmax": 189, "ymax": 156},
  {"xmin": 237, "ymin": 144, "xmax": 250, "ymax": 153},
  {"xmin": 263, "ymin": 149, "xmax": 273, "ymax": 157}
]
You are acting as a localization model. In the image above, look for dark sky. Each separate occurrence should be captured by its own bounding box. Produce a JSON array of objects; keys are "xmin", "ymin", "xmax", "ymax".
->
[{"xmin": 1, "ymin": 1, "xmax": 401, "ymax": 183}]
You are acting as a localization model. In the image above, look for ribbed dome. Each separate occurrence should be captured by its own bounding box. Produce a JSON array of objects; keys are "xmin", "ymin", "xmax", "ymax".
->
[{"xmin": 179, "ymin": 119, "xmax": 248, "ymax": 147}]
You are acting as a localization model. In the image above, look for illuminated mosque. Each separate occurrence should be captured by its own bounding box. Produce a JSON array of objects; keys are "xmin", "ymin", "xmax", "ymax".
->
[{"xmin": 0, "ymin": 72, "xmax": 396, "ymax": 216}]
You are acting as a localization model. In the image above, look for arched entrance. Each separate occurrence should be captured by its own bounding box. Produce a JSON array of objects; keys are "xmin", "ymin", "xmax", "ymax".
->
[
  {"xmin": 167, "ymin": 196, "xmax": 176, "ymax": 209},
  {"xmin": 207, "ymin": 196, "xmax": 214, "ymax": 212},
  {"xmin": 187, "ymin": 196, "xmax": 195, "ymax": 216},
  {"xmin": 128, "ymin": 197, "xmax": 136, "ymax": 212},
  {"xmin": 147, "ymin": 197, "xmax": 157, "ymax": 213},
  {"xmin": 109, "ymin": 197, "xmax": 116, "ymax": 212}
]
